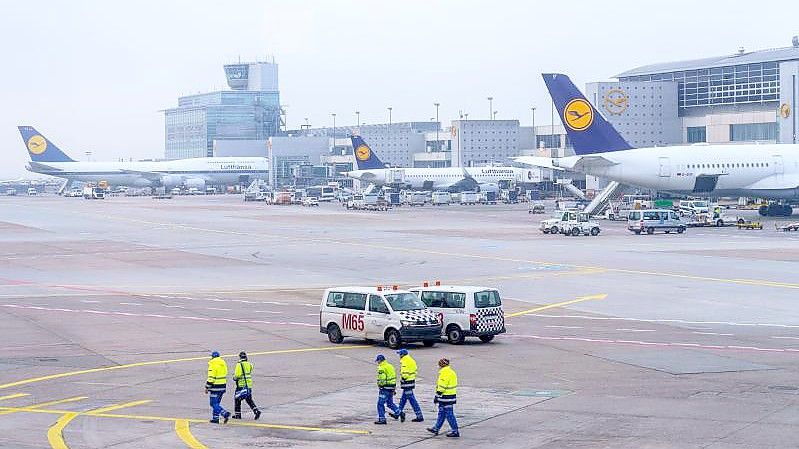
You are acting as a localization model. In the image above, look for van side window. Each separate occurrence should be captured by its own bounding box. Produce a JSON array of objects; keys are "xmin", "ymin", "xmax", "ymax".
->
[
  {"xmin": 422, "ymin": 291, "xmax": 445, "ymax": 307},
  {"xmin": 326, "ymin": 292, "xmax": 344, "ymax": 308},
  {"xmin": 369, "ymin": 295, "xmax": 389, "ymax": 314},
  {"xmin": 329, "ymin": 292, "xmax": 366, "ymax": 310},
  {"xmin": 474, "ymin": 290, "xmax": 502, "ymax": 308},
  {"xmin": 670, "ymin": 212, "xmax": 679, "ymax": 220}
]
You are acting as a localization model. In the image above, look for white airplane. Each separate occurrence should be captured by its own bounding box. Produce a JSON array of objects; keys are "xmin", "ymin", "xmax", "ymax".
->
[
  {"xmin": 18, "ymin": 126, "xmax": 269, "ymax": 190},
  {"xmin": 515, "ymin": 74, "xmax": 798, "ymax": 216},
  {"xmin": 345, "ymin": 135, "xmax": 537, "ymax": 192}
]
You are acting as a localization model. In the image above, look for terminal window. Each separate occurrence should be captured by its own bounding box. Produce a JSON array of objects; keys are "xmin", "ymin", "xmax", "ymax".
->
[
  {"xmin": 687, "ymin": 126, "xmax": 706, "ymax": 143},
  {"xmin": 729, "ymin": 123, "xmax": 778, "ymax": 142}
]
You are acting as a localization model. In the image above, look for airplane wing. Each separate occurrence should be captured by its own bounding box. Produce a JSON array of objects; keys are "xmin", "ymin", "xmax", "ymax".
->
[
  {"xmin": 571, "ymin": 155, "xmax": 620, "ymax": 172},
  {"xmin": 745, "ymin": 173, "xmax": 799, "ymax": 191},
  {"xmin": 28, "ymin": 161, "xmax": 61, "ymax": 172},
  {"xmin": 118, "ymin": 169, "xmax": 164, "ymax": 182},
  {"xmin": 513, "ymin": 156, "xmax": 565, "ymax": 171}
]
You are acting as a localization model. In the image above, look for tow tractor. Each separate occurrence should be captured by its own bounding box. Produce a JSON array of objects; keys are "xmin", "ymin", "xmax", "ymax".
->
[
  {"xmin": 736, "ymin": 218, "xmax": 763, "ymax": 230},
  {"xmin": 540, "ymin": 209, "xmax": 578, "ymax": 235},
  {"xmin": 561, "ymin": 212, "xmax": 601, "ymax": 237}
]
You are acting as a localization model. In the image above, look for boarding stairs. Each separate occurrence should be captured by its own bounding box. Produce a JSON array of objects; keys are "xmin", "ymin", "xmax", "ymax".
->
[{"xmin": 583, "ymin": 181, "xmax": 623, "ymax": 216}]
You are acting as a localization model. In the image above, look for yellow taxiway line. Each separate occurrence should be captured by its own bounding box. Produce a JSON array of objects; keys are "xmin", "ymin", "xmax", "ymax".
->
[
  {"xmin": 506, "ymin": 294, "xmax": 608, "ymax": 318},
  {"xmin": 0, "ymin": 403, "xmax": 371, "ymax": 435},
  {"xmin": 0, "ymin": 396, "xmax": 87, "ymax": 417},
  {"xmin": 0, "ymin": 393, "xmax": 30, "ymax": 401},
  {"xmin": 0, "ymin": 345, "xmax": 366, "ymax": 391},
  {"xmin": 47, "ymin": 400, "xmax": 152, "ymax": 449},
  {"xmin": 175, "ymin": 419, "xmax": 208, "ymax": 449}
]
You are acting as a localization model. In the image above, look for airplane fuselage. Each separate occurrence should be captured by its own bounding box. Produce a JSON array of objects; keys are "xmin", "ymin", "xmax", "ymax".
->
[
  {"xmin": 554, "ymin": 144, "xmax": 799, "ymax": 199},
  {"xmin": 27, "ymin": 157, "xmax": 269, "ymax": 188},
  {"xmin": 346, "ymin": 167, "xmax": 537, "ymax": 190}
]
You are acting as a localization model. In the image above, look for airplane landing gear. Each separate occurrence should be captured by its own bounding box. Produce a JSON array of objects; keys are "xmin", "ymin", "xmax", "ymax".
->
[{"xmin": 758, "ymin": 203, "xmax": 793, "ymax": 217}]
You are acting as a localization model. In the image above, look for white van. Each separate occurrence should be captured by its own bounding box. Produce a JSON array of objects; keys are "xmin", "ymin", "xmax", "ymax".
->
[
  {"xmin": 320, "ymin": 286, "xmax": 441, "ymax": 349},
  {"xmin": 628, "ymin": 209, "xmax": 685, "ymax": 235},
  {"xmin": 409, "ymin": 285, "xmax": 505, "ymax": 344},
  {"xmin": 431, "ymin": 191, "xmax": 451, "ymax": 205}
]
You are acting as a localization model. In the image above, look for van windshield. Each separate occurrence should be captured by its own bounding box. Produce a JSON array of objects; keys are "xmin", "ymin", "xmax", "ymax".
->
[
  {"xmin": 474, "ymin": 290, "xmax": 501, "ymax": 308},
  {"xmin": 693, "ymin": 201, "xmax": 708, "ymax": 207},
  {"xmin": 384, "ymin": 293, "xmax": 427, "ymax": 311}
]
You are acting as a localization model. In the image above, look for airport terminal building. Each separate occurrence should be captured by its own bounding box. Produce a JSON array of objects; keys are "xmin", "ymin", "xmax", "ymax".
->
[
  {"xmin": 164, "ymin": 61, "xmax": 283, "ymax": 159},
  {"xmin": 587, "ymin": 37, "xmax": 799, "ymax": 147}
]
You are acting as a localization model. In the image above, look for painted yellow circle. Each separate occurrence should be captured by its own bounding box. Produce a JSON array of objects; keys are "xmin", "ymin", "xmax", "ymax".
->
[
  {"xmin": 355, "ymin": 145, "xmax": 371, "ymax": 161},
  {"xmin": 563, "ymin": 99, "xmax": 594, "ymax": 131},
  {"xmin": 27, "ymin": 135, "xmax": 47, "ymax": 155}
]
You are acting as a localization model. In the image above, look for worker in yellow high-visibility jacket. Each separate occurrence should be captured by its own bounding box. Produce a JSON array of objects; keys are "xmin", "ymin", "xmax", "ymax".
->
[
  {"xmin": 374, "ymin": 354, "xmax": 402, "ymax": 424},
  {"xmin": 427, "ymin": 358, "xmax": 459, "ymax": 437},
  {"xmin": 205, "ymin": 351, "xmax": 231, "ymax": 423},
  {"xmin": 232, "ymin": 351, "xmax": 261, "ymax": 420},
  {"xmin": 396, "ymin": 349, "xmax": 423, "ymax": 422}
]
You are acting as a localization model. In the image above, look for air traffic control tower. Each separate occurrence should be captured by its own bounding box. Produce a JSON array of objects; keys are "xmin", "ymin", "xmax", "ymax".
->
[{"xmin": 164, "ymin": 60, "xmax": 282, "ymax": 159}]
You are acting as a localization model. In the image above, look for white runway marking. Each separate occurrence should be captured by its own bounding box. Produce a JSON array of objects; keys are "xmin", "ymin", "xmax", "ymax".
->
[
  {"xmin": 118, "ymin": 302, "xmax": 142, "ymax": 306},
  {"xmin": 0, "ymin": 304, "xmax": 316, "ymax": 328},
  {"xmin": 507, "ymin": 333, "xmax": 799, "ymax": 354},
  {"xmin": 206, "ymin": 307, "xmax": 232, "ymax": 311},
  {"xmin": 254, "ymin": 310, "xmax": 283, "ymax": 314},
  {"xmin": 615, "ymin": 328, "xmax": 656, "ymax": 333},
  {"xmin": 545, "ymin": 325, "xmax": 583, "ymax": 329},
  {"xmin": 528, "ymin": 313, "xmax": 799, "ymax": 329},
  {"xmin": 80, "ymin": 300, "xmax": 101, "ymax": 304},
  {"xmin": 772, "ymin": 336, "xmax": 799, "ymax": 340},
  {"xmin": 692, "ymin": 331, "xmax": 734, "ymax": 336}
]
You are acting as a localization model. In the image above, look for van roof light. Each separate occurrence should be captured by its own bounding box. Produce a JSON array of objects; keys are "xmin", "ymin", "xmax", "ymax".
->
[
  {"xmin": 392, "ymin": 285, "xmax": 399, "ymax": 290},
  {"xmin": 377, "ymin": 285, "xmax": 383, "ymax": 291},
  {"xmin": 435, "ymin": 280, "xmax": 441, "ymax": 286}
]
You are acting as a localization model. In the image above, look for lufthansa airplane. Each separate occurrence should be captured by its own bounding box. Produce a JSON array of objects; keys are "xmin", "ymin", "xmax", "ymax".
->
[
  {"xmin": 18, "ymin": 126, "xmax": 269, "ymax": 189},
  {"xmin": 515, "ymin": 74, "xmax": 799, "ymax": 216},
  {"xmin": 345, "ymin": 135, "xmax": 537, "ymax": 192}
]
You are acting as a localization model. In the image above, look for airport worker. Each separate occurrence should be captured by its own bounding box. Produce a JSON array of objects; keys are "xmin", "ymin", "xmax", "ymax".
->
[
  {"xmin": 205, "ymin": 351, "xmax": 231, "ymax": 424},
  {"xmin": 396, "ymin": 349, "xmax": 424, "ymax": 422},
  {"xmin": 374, "ymin": 354, "xmax": 403, "ymax": 424},
  {"xmin": 232, "ymin": 351, "xmax": 262, "ymax": 420},
  {"xmin": 427, "ymin": 358, "xmax": 459, "ymax": 437}
]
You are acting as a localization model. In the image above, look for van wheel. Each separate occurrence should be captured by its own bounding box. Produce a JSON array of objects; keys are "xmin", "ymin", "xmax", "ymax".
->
[
  {"xmin": 550, "ymin": 226, "xmax": 559, "ymax": 235},
  {"xmin": 571, "ymin": 227, "xmax": 581, "ymax": 236},
  {"xmin": 423, "ymin": 340, "xmax": 437, "ymax": 347},
  {"xmin": 327, "ymin": 323, "xmax": 344, "ymax": 344},
  {"xmin": 446, "ymin": 325, "xmax": 465, "ymax": 345},
  {"xmin": 590, "ymin": 227, "xmax": 600, "ymax": 236},
  {"xmin": 664, "ymin": 230, "xmax": 671, "ymax": 234},
  {"xmin": 385, "ymin": 329, "xmax": 402, "ymax": 349},
  {"xmin": 478, "ymin": 335, "xmax": 494, "ymax": 343},
  {"xmin": 633, "ymin": 230, "xmax": 641, "ymax": 235},
  {"xmin": 677, "ymin": 226, "xmax": 686, "ymax": 234},
  {"xmin": 646, "ymin": 227, "xmax": 655, "ymax": 235}
]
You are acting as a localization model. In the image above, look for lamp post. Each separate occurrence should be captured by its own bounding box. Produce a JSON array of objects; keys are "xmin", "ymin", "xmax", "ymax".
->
[
  {"xmin": 531, "ymin": 107, "xmax": 536, "ymax": 148},
  {"xmin": 434, "ymin": 102, "xmax": 440, "ymax": 152},
  {"xmin": 356, "ymin": 111, "xmax": 360, "ymax": 128},
  {"xmin": 487, "ymin": 97, "xmax": 493, "ymax": 120},
  {"xmin": 387, "ymin": 107, "xmax": 393, "ymax": 142},
  {"xmin": 331, "ymin": 113, "xmax": 336, "ymax": 152}
]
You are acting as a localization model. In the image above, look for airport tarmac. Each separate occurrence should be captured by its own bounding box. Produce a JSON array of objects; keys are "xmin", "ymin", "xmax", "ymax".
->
[{"xmin": 1, "ymin": 194, "xmax": 798, "ymax": 448}]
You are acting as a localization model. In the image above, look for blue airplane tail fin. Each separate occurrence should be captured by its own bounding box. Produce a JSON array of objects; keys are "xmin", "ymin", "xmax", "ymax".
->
[
  {"xmin": 350, "ymin": 135, "xmax": 386, "ymax": 169},
  {"xmin": 17, "ymin": 126, "xmax": 76, "ymax": 162},
  {"xmin": 541, "ymin": 73, "xmax": 633, "ymax": 155}
]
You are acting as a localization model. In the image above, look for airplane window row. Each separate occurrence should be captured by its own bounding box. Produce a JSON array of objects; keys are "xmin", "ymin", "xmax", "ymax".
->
[{"xmin": 685, "ymin": 162, "xmax": 768, "ymax": 169}]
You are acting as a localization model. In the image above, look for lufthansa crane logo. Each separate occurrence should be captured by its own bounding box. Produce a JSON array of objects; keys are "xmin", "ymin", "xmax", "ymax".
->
[
  {"xmin": 563, "ymin": 99, "xmax": 594, "ymax": 131},
  {"xmin": 355, "ymin": 144, "xmax": 371, "ymax": 161},
  {"xmin": 780, "ymin": 103, "xmax": 791, "ymax": 119},
  {"xmin": 27, "ymin": 135, "xmax": 47, "ymax": 155},
  {"xmin": 603, "ymin": 88, "xmax": 629, "ymax": 115}
]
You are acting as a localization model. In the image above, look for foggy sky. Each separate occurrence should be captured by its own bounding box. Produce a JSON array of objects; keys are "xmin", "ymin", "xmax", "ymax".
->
[{"xmin": 1, "ymin": 0, "xmax": 796, "ymax": 178}]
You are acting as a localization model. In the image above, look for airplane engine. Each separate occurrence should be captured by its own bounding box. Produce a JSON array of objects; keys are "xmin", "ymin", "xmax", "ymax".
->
[
  {"xmin": 184, "ymin": 178, "xmax": 206, "ymax": 190},
  {"xmin": 160, "ymin": 175, "xmax": 184, "ymax": 188}
]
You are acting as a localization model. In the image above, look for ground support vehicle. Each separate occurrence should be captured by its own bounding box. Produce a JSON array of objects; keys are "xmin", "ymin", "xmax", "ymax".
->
[
  {"xmin": 561, "ymin": 212, "xmax": 601, "ymax": 236},
  {"xmin": 82, "ymin": 186, "xmax": 105, "ymax": 199},
  {"xmin": 320, "ymin": 286, "xmax": 441, "ymax": 349},
  {"xmin": 776, "ymin": 222, "xmax": 799, "ymax": 232},
  {"xmin": 460, "ymin": 192, "xmax": 479, "ymax": 205},
  {"xmin": 628, "ymin": 209, "xmax": 685, "ymax": 235},
  {"xmin": 540, "ymin": 209, "xmax": 579, "ymax": 235},
  {"xmin": 432, "ymin": 191, "xmax": 451, "ymax": 206},
  {"xmin": 736, "ymin": 218, "xmax": 763, "ymax": 230},
  {"xmin": 528, "ymin": 204, "xmax": 545, "ymax": 214},
  {"xmin": 409, "ymin": 284, "xmax": 505, "ymax": 344}
]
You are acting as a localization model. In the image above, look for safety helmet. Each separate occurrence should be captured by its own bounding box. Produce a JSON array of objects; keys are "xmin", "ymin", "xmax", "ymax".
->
[
  {"xmin": 211, "ymin": 351, "xmax": 220, "ymax": 358},
  {"xmin": 239, "ymin": 351, "xmax": 247, "ymax": 360},
  {"xmin": 375, "ymin": 354, "xmax": 386, "ymax": 362},
  {"xmin": 438, "ymin": 358, "xmax": 450, "ymax": 367},
  {"xmin": 397, "ymin": 349, "xmax": 409, "ymax": 356}
]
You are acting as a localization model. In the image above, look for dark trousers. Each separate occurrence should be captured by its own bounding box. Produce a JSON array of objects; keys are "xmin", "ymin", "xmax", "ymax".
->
[
  {"xmin": 234, "ymin": 387, "xmax": 259, "ymax": 416},
  {"xmin": 398, "ymin": 388, "xmax": 423, "ymax": 418}
]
